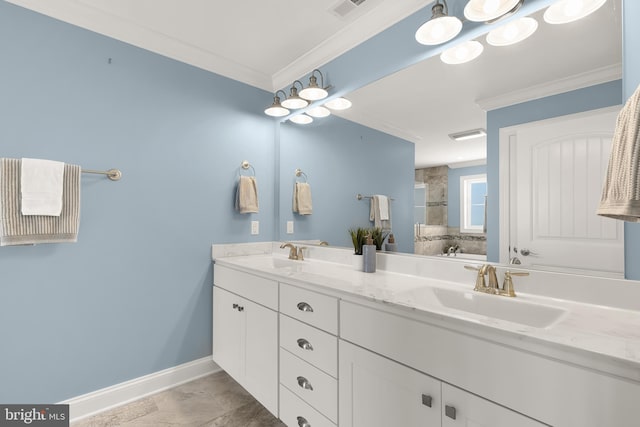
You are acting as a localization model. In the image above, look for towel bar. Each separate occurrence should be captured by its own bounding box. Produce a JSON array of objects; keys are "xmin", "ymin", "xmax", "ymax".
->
[
  {"xmin": 357, "ymin": 193, "xmax": 395, "ymax": 201},
  {"xmin": 82, "ymin": 168, "xmax": 122, "ymax": 181}
]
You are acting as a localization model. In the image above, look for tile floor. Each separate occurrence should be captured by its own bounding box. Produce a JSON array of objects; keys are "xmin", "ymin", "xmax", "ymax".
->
[{"xmin": 71, "ymin": 371, "xmax": 286, "ymax": 427}]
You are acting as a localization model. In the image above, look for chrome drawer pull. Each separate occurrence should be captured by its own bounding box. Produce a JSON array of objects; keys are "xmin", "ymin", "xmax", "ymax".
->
[
  {"xmin": 297, "ymin": 302, "xmax": 314, "ymax": 312},
  {"xmin": 297, "ymin": 416, "xmax": 311, "ymax": 427},
  {"xmin": 297, "ymin": 376, "xmax": 314, "ymax": 391},
  {"xmin": 297, "ymin": 338, "xmax": 314, "ymax": 351}
]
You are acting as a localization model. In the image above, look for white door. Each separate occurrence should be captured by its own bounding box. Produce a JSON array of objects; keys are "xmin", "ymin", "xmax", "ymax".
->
[
  {"xmin": 508, "ymin": 108, "xmax": 623, "ymax": 277},
  {"xmin": 212, "ymin": 287, "xmax": 242, "ymax": 380},
  {"xmin": 441, "ymin": 383, "xmax": 545, "ymax": 427},
  {"xmin": 339, "ymin": 340, "xmax": 441, "ymax": 427}
]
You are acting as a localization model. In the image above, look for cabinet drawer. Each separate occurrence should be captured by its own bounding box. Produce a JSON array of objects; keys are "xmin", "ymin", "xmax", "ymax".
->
[
  {"xmin": 280, "ymin": 385, "xmax": 336, "ymax": 427},
  {"xmin": 214, "ymin": 264, "xmax": 278, "ymax": 310},
  {"xmin": 280, "ymin": 348, "xmax": 337, "ymax": 423},
  {"xmin": 280, "ymin": 283, "xmax": 338, "ymax": 334},
  {"xmin": 280, "ymin": 314, "xmax": 338, "ymax": 377}
]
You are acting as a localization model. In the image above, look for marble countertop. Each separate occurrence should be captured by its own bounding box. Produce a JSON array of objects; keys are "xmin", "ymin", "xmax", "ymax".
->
[{"xmin": 214, "ymin": 251, "xmax": 640, "ymax": 381}]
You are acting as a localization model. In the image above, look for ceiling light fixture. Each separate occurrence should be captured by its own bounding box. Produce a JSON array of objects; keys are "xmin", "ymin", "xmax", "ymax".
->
[
  {"xmin": 299, "ymin": 69, "xmax": 329, "ymax": 101},
  {"xmin": 289, "ymin": 114, "xmax": 313, "ymax": 125},
  {"xmin": 449, "ymin": 128, "xmax": 487, "ymax": 141},
  {"xmin": 306, "ymin": 106, "xmax": 331, "ymax": 118},
  {"xmin": 264, "ymin": 90, "xmax": 290, "ymax": 117},
  {"xmin": 543, "ymin": 0, "xmax": 607, "ymax": 24},
  {"xmin": 464, "ymin": 0, "xmax": 524, "ymax": 23},
  {"xmin": 415, "ymin": 0, "xmax": 463, "ymax": 45},
  {"xmin": 486, "ymin": 16, "xmax": 538, "ymax": 46},
  {"xmin": 281, "ymin": 81, "xmax": 309, "ymax": 110},
  {"xmin": 440, "ymin": 40, "xmax": 484, "ymax": 64},
  {"xmin": 324, "ymin": 97, "xmax": 352, "ymax": 110}
]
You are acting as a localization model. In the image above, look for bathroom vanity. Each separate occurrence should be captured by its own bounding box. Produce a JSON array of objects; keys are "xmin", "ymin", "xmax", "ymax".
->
[{"xmin": 211, "ymin": 243, "xmax": 640, "ymax": 427}]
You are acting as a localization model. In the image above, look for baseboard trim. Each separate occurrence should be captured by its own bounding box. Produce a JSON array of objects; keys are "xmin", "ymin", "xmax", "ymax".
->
[{"xmin": 61, "ymin": 356, "xmax": 220, "ymax": 422}]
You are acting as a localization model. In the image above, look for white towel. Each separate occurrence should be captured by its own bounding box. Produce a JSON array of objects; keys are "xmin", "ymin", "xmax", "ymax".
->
[
  {"xmin": 293, "ymin": 182, "xmax": 313, "ymax": 215},
  {"xmin": 1, "ymin": 158, "xmax": 81, "ymax": 245},
  {"xmin": 597, "ymin": 84, "xmax": 640, "ymax": 222},
  {"xmin": 370, "ymin": 195, "xmax": 392, "ymax": 231},
  {"xmin": 21, "ymin": 158, "xmax": 65, "ymax": 216},
  {"xmin": 235, "ymin": 176, "xmax": 259, "ymax": 214}
]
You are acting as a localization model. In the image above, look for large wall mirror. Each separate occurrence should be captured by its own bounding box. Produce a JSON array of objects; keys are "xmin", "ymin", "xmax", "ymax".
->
[{"xmin": 278, "ymin": 0, "xmax": 622, "ymax": 276}]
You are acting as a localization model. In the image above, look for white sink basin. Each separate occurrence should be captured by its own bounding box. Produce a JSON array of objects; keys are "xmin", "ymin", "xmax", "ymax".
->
[{"xmin": 432, "ymin": 287, "xmax": 566, "ymax": 328}]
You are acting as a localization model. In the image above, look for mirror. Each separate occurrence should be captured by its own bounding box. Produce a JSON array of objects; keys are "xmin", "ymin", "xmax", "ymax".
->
[{"xmin": 277, "ymin": 0, "xmax": 622, "ymax": 269}]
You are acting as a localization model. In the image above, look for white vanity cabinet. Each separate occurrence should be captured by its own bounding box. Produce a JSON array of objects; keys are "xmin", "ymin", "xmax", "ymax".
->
[
  {"xmin": 212, "ymin": 265, "xmax": 278, "ymax": 417},
  {"xmin": 279, "ymin": 282, "xmax": 339, "ymax": 427}
]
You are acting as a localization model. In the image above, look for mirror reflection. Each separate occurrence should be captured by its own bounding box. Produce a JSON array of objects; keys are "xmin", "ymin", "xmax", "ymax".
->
[{"xmin": 280, "ymin": 0, "xmax": 622, "ymax": 275}]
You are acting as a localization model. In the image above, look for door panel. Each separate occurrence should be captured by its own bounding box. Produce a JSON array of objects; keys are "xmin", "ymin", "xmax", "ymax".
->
[{"xmin": 511, "ymin": 108, "xmax": 623, "ymax": 276}]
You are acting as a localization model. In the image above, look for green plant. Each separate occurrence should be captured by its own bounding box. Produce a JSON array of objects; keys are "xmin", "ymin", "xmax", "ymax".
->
[
  {"xmin": 348, "ymin": 227, "xmax": 367, "ymax": 255},
  {"xmin": 370, "ymin": 227, "xmax": 389, "ymax": 251}
]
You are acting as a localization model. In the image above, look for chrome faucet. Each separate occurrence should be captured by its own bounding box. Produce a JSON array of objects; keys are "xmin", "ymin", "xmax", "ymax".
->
[
  {"xmin": 447, "ymin": 245, "xmax": 460, "ymax": 256},
  {"xmin": 280, "ymin": 242, "xmax": 306, "ymax": 260}
]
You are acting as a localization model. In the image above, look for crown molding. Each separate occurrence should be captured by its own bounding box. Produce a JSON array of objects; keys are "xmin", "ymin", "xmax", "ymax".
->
[{"xmin": 476, "ymin": 63, "xmax": 623, "ymax": 111}]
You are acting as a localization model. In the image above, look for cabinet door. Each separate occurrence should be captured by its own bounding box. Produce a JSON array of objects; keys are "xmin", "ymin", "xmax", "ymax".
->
[
  {"xmin": 339, "ymin": 340, "xmax": 441, "ymax": 427},
  {"xmin": 441, "ymin": 383, "xmax": 546, "ymax": 427},
  {"xmin": 244, "ymin": 298, "xmax": 278, "ymax": 417},
  {"xmin": 212, "ymin": 286, "xmax": 242, "ymax": 380}
]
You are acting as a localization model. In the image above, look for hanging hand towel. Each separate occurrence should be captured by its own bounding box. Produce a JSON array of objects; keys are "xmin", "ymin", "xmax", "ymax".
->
[
  {"xmin": 235, "ymin": 175, "xmax": 259, "ymax": 214},
  {"xmin": 21, "ymin": 157, "xmax": 65, "ymax": 216},
  {"xmin": 370, "ymin": 195, "xmax": 392, "ymax": 231},
  {"xmin": 1, "ymin": 158, "xmax": 81, "ymax": 246},
  {"xmin": 293, "ymin": 182, "xmax": 313, "ymax": 215},
  {"xmin": 597, "ymin": 84, "xmax": 640, "ymax": 222}
]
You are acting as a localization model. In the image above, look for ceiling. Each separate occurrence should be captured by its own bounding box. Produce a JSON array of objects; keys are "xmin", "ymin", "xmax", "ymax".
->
[{"xmin": 6, "ymin": 0, "xmax": 622, "ymax": 168}]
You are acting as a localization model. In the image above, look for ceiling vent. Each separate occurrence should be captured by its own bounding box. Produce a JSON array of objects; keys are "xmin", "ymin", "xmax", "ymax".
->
[{"xmin": 331, "ymin": 0, "xmax": 367, "ymax": 18}]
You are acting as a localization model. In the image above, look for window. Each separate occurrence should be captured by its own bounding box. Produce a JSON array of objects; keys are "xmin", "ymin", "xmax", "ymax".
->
[{"xmin": 460, "ymin": 174, "xmax": 486, "ymax": 234}]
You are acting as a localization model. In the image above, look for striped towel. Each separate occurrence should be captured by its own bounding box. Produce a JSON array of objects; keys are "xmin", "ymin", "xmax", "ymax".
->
[{"xmin": 0, "ymin": 158, "xmax": 81, "ymax": 245}]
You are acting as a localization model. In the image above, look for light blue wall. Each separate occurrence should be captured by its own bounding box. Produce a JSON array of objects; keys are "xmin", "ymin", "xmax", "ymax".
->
[
  {"xmin": 0, "ymin": 1, "xmax": 416, "ymax": 403},
  {"xmin": 447, "ymin": 165, "xmax": 487, "ymax": 228},
  {"xmin": 623, "ymin": 0, "xmax": 640, "ymax": 280},
  {"xmin": 485, "ymin": 80, "xmax": 623, "ymax": 263},
  {"xmin": 279, "ymin": 118, "xmax": 415, "ymax": 253},
  {"xmin": 0, "ymin": 2, "xmax": 277, "ymax": 403}
]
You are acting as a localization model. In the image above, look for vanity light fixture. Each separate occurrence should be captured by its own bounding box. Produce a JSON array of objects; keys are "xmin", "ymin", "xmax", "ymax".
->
[
  {"xmin": 324, "ymin": 97, "xmax": 352, "ymax": 110},
  {"xmin": 299, "ymin": 69, "xmax": 329, "ymax": 101},
  {"xmin": 415, "ymin": 0, "xmax": 463, "ymax": 45},
  {"xmin": 449, "ymin": 128, "xmax": 487, "ymax": 141},
  {"xmin": 306, "ymin": 106, "xmax": 331, "ymax": 118},
  {"xmin": 440, "ymin": 40, "xmax": 484, "ymax": 64},
  {"xmin": 486, "ymin": 16, "xmax": 538, "ymax": 46},
  {"xmin": 281, "ymin": 81, "xmax": 309, "ymax": 110},
  {"xmin": 264, "ymin": 90, "xmax": 290, "ymax": 117},
  {"xmin": 543, "ymin": 0, "xmax": 607, "ymax": 24},
  {"xmin": 289, "ymin": 114, "xmax": 313, "ymax": 125},
  {"xmin": 464, "ymin": 0, "xmax": 524, "ymax": 23}
]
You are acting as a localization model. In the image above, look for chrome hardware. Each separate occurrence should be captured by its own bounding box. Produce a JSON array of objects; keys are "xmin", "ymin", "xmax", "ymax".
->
[
  {"xmin": 445, "ymin": 405, "xmax": 457, "ymax": 420},
  {"xmin": 297, "ymin": 338, "xmax": 314, "ymax": 351},
  {"xmin": 297, "ymin": 376, "xmax": 313, "ymax": 391},
  {"xmin": 297, "ymin": 302, "xmax": 314, "ymax": 312},
  {"xmin": 500, "ymin": 271, "xmax": 530, "ymax": 297},
  {"xmin": 237, "ymin": 305, "xmax": 244, "ymax": 312},
  {"xmin": 421, "ymin": 394, "xmax": 432, "ymax": 408},
  {"xmin": 319, "ymin": 241, "xmax": 329, "ymax": 246},
  {"xmin": 509, "ymin": 256, "xmax": 522, "ymax": 265},
  {"xmin": 297, "ymin": 416, "xmax": 311, "ymax": 427},
  {"xmin": 232, "ymin": 303, "xmax": 239, "ymax": 309},
  {"xmin": 520, "ymin": 248, "xmax": 537, "ymax": 256}
]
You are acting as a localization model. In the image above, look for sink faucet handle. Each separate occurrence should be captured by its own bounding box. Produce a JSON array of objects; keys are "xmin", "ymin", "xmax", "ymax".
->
[
  {"xmin": 500, "ymin": 271, "xmax": 529, "ymax": 297},
  {"xmin": 297, "ymin": 246, "xmax": 307, "ymax": 261},
  {"xmin": 464, "ymin": 264, "xmax": 487, "ymax": 292}
]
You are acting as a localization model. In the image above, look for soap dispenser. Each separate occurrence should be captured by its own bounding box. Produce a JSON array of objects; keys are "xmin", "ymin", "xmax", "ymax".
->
[
  {"xmin": 385, "ymin": 233, "xmax": 398, "ymax": 252},
  {"xmin": 362, "ymin": 234, "xmax": 376, "ymax": 273}
]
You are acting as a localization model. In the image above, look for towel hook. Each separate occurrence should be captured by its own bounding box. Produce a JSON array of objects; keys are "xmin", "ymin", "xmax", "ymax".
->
[
  {"xmin": 295, "ymin": 168, "xmax": 308, "ymax": 183},
  {"xmin": 240, "ymin": 160, "xmax": 256, "ymax": 176}
]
